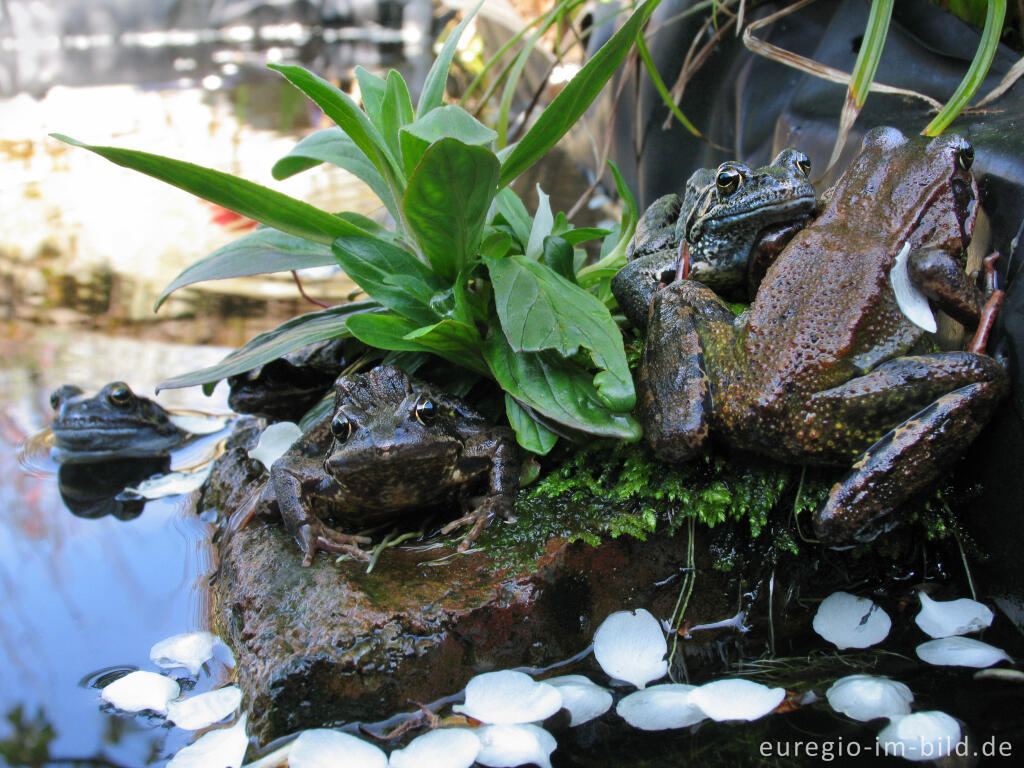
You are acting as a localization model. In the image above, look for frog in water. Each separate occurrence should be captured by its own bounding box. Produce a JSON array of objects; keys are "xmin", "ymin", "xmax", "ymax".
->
[
  {"xmin": 613, "ymin": 148, "xmax": 817, "ymax": 330},
  {"xmin": 637, "ymin": 127, "xmax": 1007, "ymax": 542},
  {"xmin": 50, "ymin": 382, "xmax": 188, "ymax": 463},
  {"xmin": 255, "ymin": 366, "xmax": 519, "ymax": 566}
]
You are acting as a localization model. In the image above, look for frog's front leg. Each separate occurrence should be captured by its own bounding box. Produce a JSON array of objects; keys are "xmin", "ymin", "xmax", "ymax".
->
[
  {"xmin": 612, "ymin": 249, "xmax": 682, "ymax": 331},
  {"xmin": 907, "ymin": 247, "xmax": 990, "ymax": 326},
  {"xmin": 440, "ymin": 428, "xmax": 519, "ymax": 550},
  {"xmin": 806, "ymin": 353, "xmax": 1007, "ymax": 542},
  {"xmin": 638, "ymin": 280, "xmax": 737, "ymax": 461}
]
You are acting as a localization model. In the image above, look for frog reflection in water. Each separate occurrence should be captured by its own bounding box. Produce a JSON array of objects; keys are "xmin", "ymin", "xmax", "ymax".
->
[
  {"xmin": 612, "ymin": 148, "xmax": 817, "ymax": 330},
  {"xmin": 638, "ymin": 127, "xmax": 1007, "ymax": 542},
  {"xmin": 256, "ymin": 366, "xmax": 519, "ymax": 566},
  {"xmin": 50, "ymin": 382, "xmax": 188, "ymax": 463}
]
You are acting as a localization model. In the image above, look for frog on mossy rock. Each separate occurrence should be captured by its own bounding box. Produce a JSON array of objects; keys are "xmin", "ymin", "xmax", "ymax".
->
[
  {"xmin": 637, "ymin": 127, "xmax": 1007, "ymax": 544},
  {"xmin": 613, "ymin": 148, "xmax": 817, "ymax": 330},
  {"xmin": 255, "ymin": 365, "xmax": 520, "ymax": 566}
]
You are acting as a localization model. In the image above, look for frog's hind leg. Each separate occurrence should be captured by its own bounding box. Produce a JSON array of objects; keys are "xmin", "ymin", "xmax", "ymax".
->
[
  {"xmin": 809, "ymin": 353, "xmax": 1007, "ymax": 543},
  {"xmin": 638, "ymin": 280, "xmax": 736, "ymax": 462}
]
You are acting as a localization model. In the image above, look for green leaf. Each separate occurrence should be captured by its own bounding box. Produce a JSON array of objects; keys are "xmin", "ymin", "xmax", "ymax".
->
[
  {"xmin": 492, "ymin": 188, "xmax": 532, "ymax": 248},
  {"xmin": 484, "ymin": 333, "xmax": 641, "ymax": 439},
  {"xmin": 271, "ymin": 128, "xmax": 398, "ymax": 217},
  {"xmin": 562, "ymin": 227, "xmax": 612, "ymax": 246},
  {"xmin": 355, "ymin": 66, "xmax": 388, "ymax": 122},
  {"xmin": 635, "ymin": 32, "xmax": 703, "ymax": 138},
  {"xmin": 505, "ymin": 394, "xmax": 558, "ymax": 454},
  {"xmin": 525, "ymin": 185, "xmax": 553, "ymax": 259},
  {"xmin": 156, "ymin": 228, "xmax": 336, "ymax": 309},
  {"xmin": 541, "ymin": 235, "xmax": 575, "ymax": 282},
  {"xmin": 485, "ymin": 252, "xmax": 635, "ymax": 410},
  {"xmin": 332, "ymin": 233, "xmax": 445, "ymax": 325},
  {"xmin": 158, "ymin": 302, "xmax": 378, "ymax": 390},
  {"xmin": 381, "ymin": 70, "xmax": 415, "ymax": 163},
  {"xmin": 51, "ymin": 135, "xmax": 366, "ymax": 246},
  {"xmin": 400, "ymin": 105, "xmax": 498, "ymax": 177},
  {"xmin": 346, "ymin": 312, "xmax": 487, "ymax": 375},
  {"xmin": 498, "ymin": 0, "xmax": 660, "ymax": 187},
  {"xmin": 418, "ymin": 0, "xmax": 484, "ymax": 117},
  {"xmin": 403, "ymin": 138, "xmax": 499, "ymax": 280},
  {"xmin": 269, "ymin": 64, "xmax": 402, "ymax": 186}
]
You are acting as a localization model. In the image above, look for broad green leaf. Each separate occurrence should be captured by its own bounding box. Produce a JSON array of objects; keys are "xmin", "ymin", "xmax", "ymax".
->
[
  {"xmin": 498, "ymin": 0, "xmax": 660, "ymax": 187},
  {"xmin": 505, "ymin": 394, "xmax": 558, "ymax": 454},
  {"xmin": 158, "ymin": 302, "xmax": 378, "ymax": 390},
  {"xmin": 51, "ymin": 135, "xmax": 364, "ymax": 246},
  {"xmin": 562, "ymin": 227, "xmax": 612, "ymax": 246},
  {"xmin": 491, "ymin": 187, "xmax": 532, "ymax": 248},
  {"xmin": 156, "ymin": 228, "xmax": 336, "ymax": 309},
  {"xmin": 346, "ymin": 313, "xmax": 487, "ymax": 375},
  {"xmin": 525, "ymin": 185, "xmax": 553, "ymax": 260},
  {"xmin": 541, "ymin": 235, "xmax": 575, "ymax": 282},
  {"xmin": 400, "ymin": 105, "xmax": 497, "ymax": 177},
  {"xmin": 355, "ymin": 66, "xmax": 388, "ymax": 122},
  {"xmin": 332, "ymin": 233, "xmax": 444, "ymax": 326},
  {"xmin": 485, "ymin": 252, "xmax": 635, "ymax": 410},
  {"xmin": 381, "ymin": 70, "xmax": 415, "ymax": 163},
  {"xmin": 269, "ymin": 64, "xmax": 402, "ymax": 186},
  {"xmin": 403, "ymin": 138, "xmax": 499, "ymax": 280},
  {"xmin": 271, "ymin": 128, "xmax": 397, "ymax": 217},
  {"xmin": 484, "ymin": 334, "xmax": 640, "ymax": 439},
  {"xmin": 417, "ymin": 0, "xmax": 484, "ymax": 117}
]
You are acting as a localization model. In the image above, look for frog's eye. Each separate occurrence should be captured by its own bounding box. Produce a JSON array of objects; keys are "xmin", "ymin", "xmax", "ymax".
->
[
  {"xmin": 795, "ymin": 153, "xmax": 811, "ymax": 176},
  {"xmin": 715, "ymin": 167, "xmax": 742, "ymax": 197},
  {"xmin": 107, "ymin": 384, "xmax": 134, "ymax": 408},
  {"xmin": 49, "ymin": 391, "xmax": 61, "ymax": 410},
  {"xmin": 414, "ymin": 399, "xmax": 437, "ymax": 424},
  {"xmin": 957, "ymin": 145, "xmax": 974, "ymax": 171},
  {"xmin": 331, "ymin": 413, "xmax": 352, "ymax": 441}
]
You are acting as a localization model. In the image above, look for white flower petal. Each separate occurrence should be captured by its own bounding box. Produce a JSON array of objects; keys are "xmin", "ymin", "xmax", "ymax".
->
[
  {"xmin": 688, "ymin": 679, "xmax": 785, "ymax": 722},
  {"xmin": 915, "ymin": 592, "xmax": 994, "ymax": 638},
  {"xmin": 167, "ymin": 714, "xmax": 248, "ymax": 768},
  {"xmin": 288, "ymin": 729, "xmax": 388, "ymax": 768},
  {"xmin": 452, "ymin": 670, "xmax": 562, "ymax": 725},
  {"xmin": 248, "ymin": 422, "xmax": 303, "ymax": 470},
  {"xmin": 825, "ymin": 675, "xmax": 913, "ymax": 721},
  {"xmin": 475, "ymin": 724, "xmax": 557, "ymax": 768},
  {"xmin": 387, "ymin": 728, "xmax": 480, "ymax": 768},
  {"xmin": 916, "ymin": 636, "xmax": 1011, "ymax": 668},
  {"xmin": 544, "ymin": 675, "xmax": 612, "ymax": 726},
  {"xmin": 877, "ymin": 711, "xmax": 962, "ymax": 762},
  {"xmin": 128, "ymin": 465, "xmax": 212, "ymax": 499},
  {"xmin": 812, "ymin": 591, "xmax": 891, "ymax": 650},
  {"xmin": 593, "ymin": 609, "xmax": 668, "ymax": 689},
  {"xmin": 167, "ymin": 686, "xmax": 242, "ymax": 730},
  {"xmin": 167, "ymin": 412, "xmax": 229, "ymax": 435},
  {"xmin": 150, "ymin": 631, "xmax": 217, "ymax": 677},
  {"xmin": 616, "ymin": 684, "xmax": 704, "ymax": 730},
  {"xmin": 890, "ymin": 242, "xmax": 937, "ymax": 332},
  {"xmin": 100, "ymin": 670, "xmax": 179, "ymax": 715}
]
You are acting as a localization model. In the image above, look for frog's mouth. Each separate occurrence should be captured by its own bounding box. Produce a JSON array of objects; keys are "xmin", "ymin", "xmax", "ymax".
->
[
  {"xmin": 52, "ymin": 421, "xmax": 179, "ymax": 453},
  {"xmin": 703, "ymin": 193, "xmax": 817, "ymax": 230}
]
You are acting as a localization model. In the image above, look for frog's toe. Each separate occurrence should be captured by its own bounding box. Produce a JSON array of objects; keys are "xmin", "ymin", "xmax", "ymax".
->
[{"xmin": 297, "ymin": 522, "xmax": 371, "ymax": 565}]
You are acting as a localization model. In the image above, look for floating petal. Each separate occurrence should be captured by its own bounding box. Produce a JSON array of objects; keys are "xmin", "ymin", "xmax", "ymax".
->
[
  {"xmin": 452, "ymin": 670, "xmax": 562, "ymax": 725},
  {"xmin": 167, "ymin": 412, "xmax": 229, "ymax": 435},
  {"xmin": 890, "ymin": 242, "xmax": 937, "ymax": 332},
  {"xmin": 388, "ymin": 728, "xmax": 480, "ymax": 768},
  {"xmin": 248, "ymin": 422, "xmax": 302, "ymax": 470},
  {"xmin": 916, "ymin": 636, "xmax": 1011, "ymax": 668},
  {"xmin": 812, "ymin": 592, "xmax": 891, "ymax": 650},
  {"xmin": 592, "ymin": 609, "xmax": 668, "ymax": 688},
  {"xmin": 288, "ymin": 729, "xmax": 387, "ymax": 768},
  {"xmin": 915, "ymin": 592, "xmax": 994, "ymax": 638},
  {"xmin": 167, "ymin": 714, "xmax": 248, "ymax": 768},
  {"xmin": 128, "ymin": 465, "xmax": 212, "ymax": 499},
  {"xmin": 616, "ymin": 684, "xmax": 704, "ymax": 730},
  {"xmin": 150, "ymin": 631, "xmax": 217, "ymax": 676},
  {"xmin": 877, "ymin": 711, "xmax": 962, "ymax": 762},
  {"xmin": 475, "ymin": 724, "xmax": 557, "ymax": 768},
  {"xmin": 825, "ymin": 675, "xmax": 913, "ymax": 721},
  {"xmin": 167, "ymin": 686, "xmax": 242, "ymax": 730},
  {"xmin": 544, "ymin": 675, "xmax": 612, "ymax": 726},
  {"xmin": 100, "ymin": 670, "xmax": 179, "ymax": 715},
  {"xmin": 688, "ymin": 679, "xmax": 785, "ymax": 722}
]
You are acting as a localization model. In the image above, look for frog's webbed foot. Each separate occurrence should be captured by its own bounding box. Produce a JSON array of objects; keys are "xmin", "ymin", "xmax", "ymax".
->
[
  {"xmin": 441, "ymin": 494, "xmax": 513, "ymax": 551},
  {"xmin": 296, "ymin": 522, "xmax": 372, "ymax": 567}
]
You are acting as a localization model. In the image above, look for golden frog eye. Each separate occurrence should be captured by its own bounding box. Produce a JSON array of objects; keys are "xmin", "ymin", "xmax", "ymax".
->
[
  {"xmin": 107, "ymin": 383, "xmax": 133, "ymax": 408},
  {"xmin": 795, "ymin": 152, "xmax": 811, "ymax": 176},
  {"xmin": 716, "ymin": 166, "xmax": 742, "ymax": 197},
  {"xmin": 957, "ymin": 145, "xmax": 974, "ymax": 171},
  {"xmin": 414, "ymin": 399, "xmax": 437, "ymax": 424},
  {"xmin": 330, "ymin": 413, "xmax": 352, "ymax": 441}
]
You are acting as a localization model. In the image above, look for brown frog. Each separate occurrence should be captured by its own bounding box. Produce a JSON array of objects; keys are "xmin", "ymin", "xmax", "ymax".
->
[
  {"xmin": 637, "ymin": 127, "xmax": 1007, "ymax": 542},
  {"xmin": 256, "ymin": 366, "xmax": 519, "ymax": 565}
]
